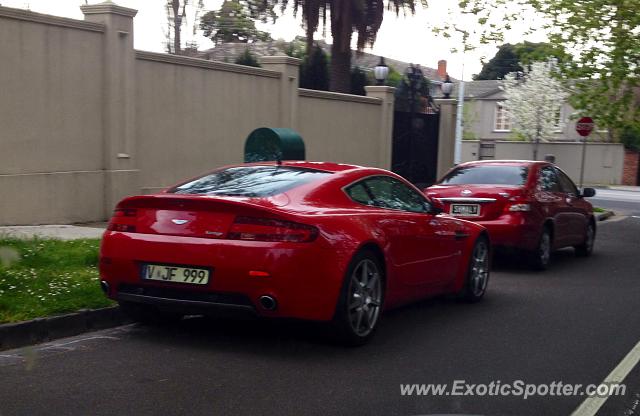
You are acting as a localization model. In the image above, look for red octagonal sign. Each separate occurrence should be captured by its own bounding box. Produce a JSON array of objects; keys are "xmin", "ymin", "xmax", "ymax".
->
[{"xmin": 576, "ymin": 116, "xmax": 595, "ymax": 137}]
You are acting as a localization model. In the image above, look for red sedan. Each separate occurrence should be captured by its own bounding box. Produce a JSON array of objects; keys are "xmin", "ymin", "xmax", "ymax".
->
[
  {"xmin": 425, "ymin": 160, "xmax": 597, "ymax": 270},
  {"xmin": 100, "ymin": 161, "xmax": 489, "ymax": 345}
]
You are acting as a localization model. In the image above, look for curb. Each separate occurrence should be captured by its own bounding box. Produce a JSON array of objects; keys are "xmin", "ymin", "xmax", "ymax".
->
[
  {"xmin": 0, "ymin": 306, "xmax": 130, "ymax": 351},
  {"xmin": 596, "ymin": 211, "xmax": 615, "ymax": 221}
]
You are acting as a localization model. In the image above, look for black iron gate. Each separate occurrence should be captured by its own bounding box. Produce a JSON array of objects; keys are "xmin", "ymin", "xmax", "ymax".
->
[{"xmin": 392, "ymin": 110, "xmax": 440, "ymax": 188}]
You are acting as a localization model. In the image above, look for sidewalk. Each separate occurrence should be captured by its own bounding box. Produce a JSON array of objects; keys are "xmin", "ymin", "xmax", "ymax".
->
[
  {"xmin": 0, "ymin": 223, "xmax": 107, "ymax": 240},
  {"xmin": 592, "ymin": 185, "xmax": 640, "ymax": 193}
]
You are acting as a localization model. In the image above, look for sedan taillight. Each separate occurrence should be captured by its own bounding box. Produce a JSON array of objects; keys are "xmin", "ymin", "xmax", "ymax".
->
[
  {"xmin": 227, "ymin": 216, "xmax": 318, "ymax": 243},
  {"xmin": 507, "ymin": 203, "xmax": 532, "ymax": 212}
]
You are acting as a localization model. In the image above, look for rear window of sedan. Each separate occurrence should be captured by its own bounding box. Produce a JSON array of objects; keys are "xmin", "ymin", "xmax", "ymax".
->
[
  {"xmin": 440, "ymin": 165, "xmax": 529, "ymax": 186},
  {"xmin": 168, "ymin": 166, "xmax": 331, "ymax": 197}
]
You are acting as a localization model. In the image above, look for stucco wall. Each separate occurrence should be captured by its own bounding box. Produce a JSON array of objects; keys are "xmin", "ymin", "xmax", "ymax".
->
[
  {"xmin": 297, "ymin": 89, "xmax": 383, "ymax": 168},
  {"xmin": 135, "ymin": 53, "xmax": 282, "ymax": 192},
  {"xmin": 0, "ymin": 5, "xmax": 399, "ymax": 225},
  {"xmin": 0, "ymin": 8, "xmax": 105, "ymax": 225},
  {"xmin": 461, "ymin": 140, "xmax": 624, "ymax": 185}
]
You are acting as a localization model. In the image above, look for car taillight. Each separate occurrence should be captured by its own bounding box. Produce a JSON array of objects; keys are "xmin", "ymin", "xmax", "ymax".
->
[
  {"xmin": 227, "ymin": 216, "xmax": 318, "ymax": 243},
  {"xmin": 107, "ymin": 208, "xmax": 137, "ymax": 232},
  {"xmin": 507, "ymin": 203, "xmax": 531, "ymax": 212},
  {"xmin": 504, "ymin": 196, "xmax": 532, "ymax": 212}
]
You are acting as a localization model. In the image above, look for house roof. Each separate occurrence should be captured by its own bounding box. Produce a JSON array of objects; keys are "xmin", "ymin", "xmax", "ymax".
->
[
  {"xmin": 200, "ymin": 39, "xmax": 444, "ymax": 81},
  {"xmin": 452, "ymin": 80, "xmax": 504, "ymax": 99}
]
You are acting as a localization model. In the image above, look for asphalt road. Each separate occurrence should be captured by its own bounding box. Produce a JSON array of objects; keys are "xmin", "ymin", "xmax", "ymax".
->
[
  {"xmin": 591, "ymin": 188, "xmax": 640, "ymax": 216},
  {"xmin": 1, "ymin": 217, "xmax": 640, "ymax": 416}
]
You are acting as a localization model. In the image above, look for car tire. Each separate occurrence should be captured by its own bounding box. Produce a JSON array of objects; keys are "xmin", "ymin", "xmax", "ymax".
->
[
  {"xmin": 529, "ymin": 226, "xmax": 552, "ymax": 271},
  {"xmin": 460, "ymin": 236, "xmax": 491, "ymax": 302},
  {"xmin": 330, "ymin": 249, "xmax": 385, "ymax": 347},
  {"xmin": 575, "ymin": 221, "xmax": 596, "ymax": 257},
  {"xmin": 118, "ymin": 301, "xmax": 183, "ymax": 325}
]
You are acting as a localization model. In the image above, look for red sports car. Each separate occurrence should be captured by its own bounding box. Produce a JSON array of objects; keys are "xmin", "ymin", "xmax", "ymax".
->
[
  {"xmin": 424, "ymin": 160, "xmax": 597, "ymax": 270},
  {"xmin": 100, "ymin": 161, "xmax": 490, "ymax": 345}
]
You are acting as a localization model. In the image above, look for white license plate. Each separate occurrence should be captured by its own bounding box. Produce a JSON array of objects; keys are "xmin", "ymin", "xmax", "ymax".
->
[
  {"xmin": 451, "ymin": 204, "xmax": 480, "ymax": 216},
  {"xmin": 142, "ymin": 264, "xmax": 210, "ymax": 285}
]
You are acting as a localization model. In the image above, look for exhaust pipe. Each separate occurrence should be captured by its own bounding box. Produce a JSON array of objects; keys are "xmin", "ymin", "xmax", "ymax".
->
[
  {"xmin": 100, "ymin": 280, "xmax": 109, "ymax": 294},
  {"xmin": 259, "ymin": 295, "xmax": 277, "ymax": 311}
]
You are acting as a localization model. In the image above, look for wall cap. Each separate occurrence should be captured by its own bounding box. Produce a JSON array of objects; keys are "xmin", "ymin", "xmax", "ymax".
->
[
  {"xmin": 434, "ymin": 98, "xmax": 457, "ymax": 105},
  {"xmin": 81, "ymin": 2, "xmax": 138, "ymax": 18},
  {"xmin": 364, "ymin": 86, "xmax": 396, "ymax": 94},
  {"xmin": 0, "ymin": 5, "xmax": 104, "ymax": 32},
  {"xmin": 299, "ymin": 88, "xmax": 381, "ymax": 105},
  {"xmin": 135, "ymin": 50, "xmax": 282, "ymax": 78},
  {"xmin": 260, "ymin": 55, "xmax": 302, "ymax": 66}
]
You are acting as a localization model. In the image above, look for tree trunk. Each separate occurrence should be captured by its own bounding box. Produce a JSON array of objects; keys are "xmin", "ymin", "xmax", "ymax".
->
[
  {"xmin": 171, "ymin": 0, "xmax": 182, "ymax": 55},
  {"xmin": 329, "ymin": 0, "xmax": 352, "ymax": 93}
]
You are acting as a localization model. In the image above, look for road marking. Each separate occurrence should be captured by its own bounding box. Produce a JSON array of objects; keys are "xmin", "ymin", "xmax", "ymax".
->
[{"xmin": 571, "ymin": 338, "xmax": 640, "ymax": 416}]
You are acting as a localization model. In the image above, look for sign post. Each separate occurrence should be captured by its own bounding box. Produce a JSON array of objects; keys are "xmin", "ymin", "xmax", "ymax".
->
[{"xmin": 576, "ymin": 117, "xmax": 595, "ymax": 189}]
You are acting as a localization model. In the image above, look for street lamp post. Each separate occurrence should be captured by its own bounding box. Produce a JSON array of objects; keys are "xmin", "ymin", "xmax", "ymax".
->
[
  {"xmin": 374, "ymin": 57, "xmax": 389, "ymax": 86},
  {"xmin": 441, "ymin": 75, "xmax": 453, "ymax": 99}
]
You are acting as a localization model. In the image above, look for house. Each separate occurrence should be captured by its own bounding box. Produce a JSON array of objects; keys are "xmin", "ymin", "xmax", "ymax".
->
[{"xmin": 458, "ymin": 80, "xmax": 610, "ymax": 143}]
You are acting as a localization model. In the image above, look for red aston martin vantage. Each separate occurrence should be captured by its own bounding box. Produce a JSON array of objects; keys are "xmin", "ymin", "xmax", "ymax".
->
[{"xmin": 100, "ymin": 161, "xmax": 490, "ymax": 345}]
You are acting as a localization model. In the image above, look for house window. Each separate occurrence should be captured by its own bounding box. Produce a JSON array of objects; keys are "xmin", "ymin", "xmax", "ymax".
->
[
  {"xmin": 554, "ymin": 107, "xmax": 564, "ymax": 132},
  {"xmin": 494, "ymin": 104, "xmax": 511, "ymax": 131}
]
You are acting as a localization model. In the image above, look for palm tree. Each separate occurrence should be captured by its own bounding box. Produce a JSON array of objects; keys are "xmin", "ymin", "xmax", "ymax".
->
[{"xmin": 274, "ymin": 0, "xmax": 425, "ymax": 92}]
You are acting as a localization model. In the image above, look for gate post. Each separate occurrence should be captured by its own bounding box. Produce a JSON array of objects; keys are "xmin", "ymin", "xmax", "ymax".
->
[
  {"xmin": 434, "ymin": 98, "xmax": 457, "ymax": 179},
  {"xmin": 365, "ymin": 86, "xmax": 396, "ymax": 169}
]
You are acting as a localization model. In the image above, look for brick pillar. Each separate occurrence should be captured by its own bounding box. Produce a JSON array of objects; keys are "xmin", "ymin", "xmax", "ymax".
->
[
  {"xmin": 434, "ymin": 98, "xmax": 457, "ymax": 178},
  {"xmin": 623, "ymin": 149, "xmax": 640, "ymax": 186},
  {"xmin": 81, "ymin": 2, "xmax": 140, "ymax": 219},
  {"xmin": 365, "ymin": 86, "xmax": 396, "ymax": 170},
  {"xmin": 260, "ymin": 56, "xmax": 301, "ymax": 129}
]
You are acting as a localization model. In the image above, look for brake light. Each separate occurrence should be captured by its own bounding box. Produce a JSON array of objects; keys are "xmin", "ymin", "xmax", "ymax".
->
[
  {"xmin": 228, "ymin": 216, "xmax": 318, "ymax": 243},
  {"xmin": 107, "ymin": 208, "xmax": 137, "ymax": 232},
  {"xmin": 507, "ymin": 203, "xmax": 531, "ymax": 212}
]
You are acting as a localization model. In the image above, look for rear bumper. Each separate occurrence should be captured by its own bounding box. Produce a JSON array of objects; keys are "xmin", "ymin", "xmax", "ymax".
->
[
  {"xmin": 99, "ymin": 231, "xmax": 350, "ymax": 321},
  {"xmin": 473, "ymin": 213, "xmax": 540, "ymax": 251}
]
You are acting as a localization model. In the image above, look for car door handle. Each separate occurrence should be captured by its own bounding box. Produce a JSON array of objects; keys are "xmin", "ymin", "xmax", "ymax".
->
[{"xmin": 454, "ymin": 231, "xmax": 470, "ymax": 240}]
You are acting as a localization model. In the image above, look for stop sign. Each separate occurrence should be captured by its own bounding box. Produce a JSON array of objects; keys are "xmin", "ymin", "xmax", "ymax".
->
[{"xmin": 576, "ymin": 117, "xmax": 595, "ymax": 137}]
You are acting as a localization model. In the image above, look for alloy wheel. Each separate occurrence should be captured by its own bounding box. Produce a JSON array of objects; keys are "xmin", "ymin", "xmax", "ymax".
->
[
  {"xmin": 470, "ymin": 240, "xmax": 490, "ymax": 297},
  {"xmin": 347, "ymin": 259, "xmax": 382, "ymax": 337}
]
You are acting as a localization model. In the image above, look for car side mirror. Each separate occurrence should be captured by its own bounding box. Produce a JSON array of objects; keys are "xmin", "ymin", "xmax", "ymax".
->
[
  {"xmin": 428, "ymin": 203, "xmax": 443, "ymax": 215},
  {"xmin": 581, "ymin": 187, "xmax": 596, "ymax": 198}
]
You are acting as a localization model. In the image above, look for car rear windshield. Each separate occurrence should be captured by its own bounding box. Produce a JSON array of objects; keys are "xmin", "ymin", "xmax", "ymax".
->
[
  {"xmin": 440, "ymin": 165, "xmax": 529, "ymax": 186},
  {"xmin": 168, "ymin": 166, "xmax": 331, "ymax": 197}
]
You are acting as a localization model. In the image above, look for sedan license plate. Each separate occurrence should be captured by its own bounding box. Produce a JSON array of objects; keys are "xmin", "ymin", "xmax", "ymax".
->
[
  {"xmin": 142, "ymin": 264, "xmax": 210, "ymax": 285},
  {"xmin": 451, "ymin": 204, "xmax": 480, "ymax": 216}
]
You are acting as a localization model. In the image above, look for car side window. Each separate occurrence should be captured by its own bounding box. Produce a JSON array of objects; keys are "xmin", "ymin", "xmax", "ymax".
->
[
  {"xmin": 363, "ymin": 176, "xmax": 430, "ymax": 213},
  {"xmin": 555, "ymin": 169, "xmax": 579, "ymax": 196},
  {"xmin": 538, "ymin": 166, "xmax": 561, "ymax": 192},
  {"xmin": 345, "ymin": 182, "xmax": 374, "ymax": 206}
]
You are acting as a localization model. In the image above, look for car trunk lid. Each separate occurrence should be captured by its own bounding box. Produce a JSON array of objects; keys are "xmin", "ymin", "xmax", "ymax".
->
[{"xmin": 425, "ymin": 185, "xmax": 527, "ymax": 220}]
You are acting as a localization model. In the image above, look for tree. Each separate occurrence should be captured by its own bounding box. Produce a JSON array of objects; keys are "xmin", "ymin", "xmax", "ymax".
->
[
  {"xmin": 165, "ymin": 0, "xmax": 204, "ymax": 55},
  {"xmin": 261, "ymin": 0, "xmax": 425, "ymax": 93},
  {"xmin": 474, "ymin": 42, "xmax": 567, "ymax": 80},
  {"xmin": 235, "ymin": 48, "xmax": 261, "ymax": 67},
  {"xmin": 200, "ymin": 0, "xmax": 272, "ymax": 45},
  {"xmin": 385, "ymin": 65, "xmax": 403, "ymax": 88},
  {"xmin": 501, "ymin": 61, "xmax": 569, "ymax": 160},
  {"xmin": 350, "ymin": 67, "xmax": 369, "ymax": 96},
  {"xmin": 300, "ymin": 46, "xmax": 330, "ymax": 91},
  {"xmin": 443, "ymin": 0, "xmax": 640, "ymax": 139}
]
